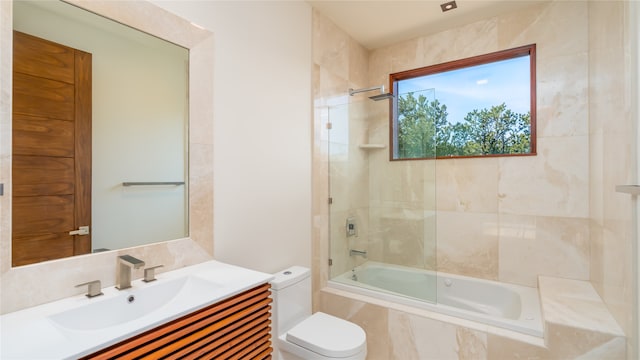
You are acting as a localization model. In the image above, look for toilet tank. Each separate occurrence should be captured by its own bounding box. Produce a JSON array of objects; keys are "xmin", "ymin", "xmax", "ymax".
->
[{"xmin": 271, "ymin": 266, "xmax": 311, "ymax": 335}]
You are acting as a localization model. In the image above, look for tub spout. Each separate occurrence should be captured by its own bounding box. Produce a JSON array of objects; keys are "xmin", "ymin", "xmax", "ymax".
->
[{"xmin": 350, "ymin": 249, "xmax": 367, "ymax": 258}]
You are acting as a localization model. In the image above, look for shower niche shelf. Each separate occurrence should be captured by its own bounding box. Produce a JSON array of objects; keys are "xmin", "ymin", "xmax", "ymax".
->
[{"xmin": 359, "ymin": 144, "xmax": 386, "ymax": 150}]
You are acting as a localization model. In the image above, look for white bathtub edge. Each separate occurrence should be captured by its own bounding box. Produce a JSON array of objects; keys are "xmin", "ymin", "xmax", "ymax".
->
[{"xmin": 322, "ymin": 285, "xmax": 546, "ymax": 348}]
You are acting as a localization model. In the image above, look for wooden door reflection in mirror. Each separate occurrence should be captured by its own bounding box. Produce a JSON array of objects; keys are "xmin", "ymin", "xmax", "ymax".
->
[{"xmin": 12, "ymin": 31, "xmax": 92, "ymax": 266}]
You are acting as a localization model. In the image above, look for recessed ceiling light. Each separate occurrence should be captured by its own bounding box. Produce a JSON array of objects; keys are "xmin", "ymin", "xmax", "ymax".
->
[{"xmin": 440, "ymin": 1, "xmax": 457, "ymax": 12}]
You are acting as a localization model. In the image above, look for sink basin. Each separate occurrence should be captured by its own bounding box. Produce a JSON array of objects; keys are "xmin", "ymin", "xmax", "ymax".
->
[
  {"xmin": 49, "ymin": 276, "xmax": 220, "ymax": 331},
  {"xmin": 1, "ymin": 260, "xmax": 274, "ymax": 359}
]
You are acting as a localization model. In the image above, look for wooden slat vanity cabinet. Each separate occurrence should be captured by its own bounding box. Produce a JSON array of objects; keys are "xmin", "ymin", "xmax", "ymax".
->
[{"xmin": 82, "ymin": 283, "xmax": 273, "ymax": 360}]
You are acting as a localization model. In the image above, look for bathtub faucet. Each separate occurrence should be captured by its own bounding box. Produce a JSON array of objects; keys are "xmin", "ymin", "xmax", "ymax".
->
[{"xmin": 349, "ymin": 249, "xmax": 367, "ymax": 258}]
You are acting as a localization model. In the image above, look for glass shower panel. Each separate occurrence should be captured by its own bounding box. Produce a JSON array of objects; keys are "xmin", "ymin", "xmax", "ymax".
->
[
  {"xmin": 369, "ymin": 88, "xmax": 437, "ymax": 302},
  {"xmin": 328, "ymin": 99, "xmax": 370, "ymax": 280},
  {"xmin": 328, "ymin": 88, "xmax": 437, "ymax": 305},
  {"xmin": 327, "ymin": 101, "xmax": 350, "ymax": 280}
]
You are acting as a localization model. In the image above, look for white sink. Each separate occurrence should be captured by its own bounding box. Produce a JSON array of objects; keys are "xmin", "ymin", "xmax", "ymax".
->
[
  {"xmin": 49, "ymin": 276, "xmax": 220, "ymax": 331},
  {"xmin": 0, "ymin": 260, "xmax": 274, "ymax": 360}
]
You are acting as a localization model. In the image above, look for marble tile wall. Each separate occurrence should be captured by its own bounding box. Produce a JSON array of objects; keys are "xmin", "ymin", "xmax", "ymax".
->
[
  {"xmin": 321, "ymin": 285, "xmax": 628, "ymax": 359},
  {"xmin": 320, "ymin": 288, "xmax": 551, "ymax": 360},
  {"xmin": 312, "ymin": 9, "xmax": 371, "ymax": 306},
  {"xmin": 588, "ymin": 0, "xmax": 635, "ymax": 353},
  {"xmin": 367, "ymin": 1, "xmax": 591, "ymax": 287},
  {"xmin": 538, "ymin": 276, "xmax": 626, "ymax": 359}
]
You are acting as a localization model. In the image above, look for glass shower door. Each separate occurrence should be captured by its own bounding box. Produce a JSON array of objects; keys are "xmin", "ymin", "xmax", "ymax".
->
[
  {"xmin": 327, "ymin": 99, "xmax": 370, "ymax": 280},
  {"xmin": 328, "ymin": 88, "xmax": 438, "ymax": 305}
]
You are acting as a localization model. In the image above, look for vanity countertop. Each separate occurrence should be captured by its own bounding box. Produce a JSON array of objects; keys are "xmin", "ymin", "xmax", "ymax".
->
[{"xmin": 0, "ymin": 260, "xmax": 274, "ymax": 359}]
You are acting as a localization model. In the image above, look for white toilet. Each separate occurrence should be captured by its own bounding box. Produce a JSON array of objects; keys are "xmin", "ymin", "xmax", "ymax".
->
[{"xmin": 271, "ymin": 266, "xmax": 367, "ymax": 360}]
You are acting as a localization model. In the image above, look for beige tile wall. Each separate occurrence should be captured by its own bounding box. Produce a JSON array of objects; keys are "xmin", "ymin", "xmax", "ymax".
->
[
  {"xmin": 320, "ymin": 285, "xmax": 630, "ymax": 359},
  {"xmin": 320, "ymin": 288, "xmax": 551, "ymax": 360},
  {"xmin": 365, "ymin": 1, "xmax": 592, "ymax": 287},
  {"xmin": 312, "ymin": 8, "xmax": 372, "ymax": 283},
  {"xmin": 588, "ymin": 0, "xmax": 635, "ymax": 351}
]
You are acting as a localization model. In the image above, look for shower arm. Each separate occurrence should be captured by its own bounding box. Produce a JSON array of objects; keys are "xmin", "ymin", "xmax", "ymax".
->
[{"xmin": 349, "ymin": 85, "xmax": 386, "ymax": 96}]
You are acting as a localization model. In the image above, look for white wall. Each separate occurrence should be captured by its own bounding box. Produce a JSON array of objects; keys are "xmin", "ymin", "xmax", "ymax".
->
[{"xmin": 151, "ymin": 1, "xmax": 313, "ymax": 273}]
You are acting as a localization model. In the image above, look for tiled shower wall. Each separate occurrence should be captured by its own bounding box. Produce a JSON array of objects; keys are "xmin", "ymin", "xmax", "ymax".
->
[
  {"xmin": 367, "ymin": 0, "xmax": 591, "ymax": 287},
  {"xmin": 311, "ymin": 7, "xmax": 371, "ymax": 302},
  {"xmin": 313, "ymin": 7, "xmax": 369, "ymax": 280}
]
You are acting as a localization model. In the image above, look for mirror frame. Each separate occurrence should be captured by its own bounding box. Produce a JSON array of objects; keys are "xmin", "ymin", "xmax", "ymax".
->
[{"xmin": 0, "ymin": 0, "xmax": 214, "ymax": 314}]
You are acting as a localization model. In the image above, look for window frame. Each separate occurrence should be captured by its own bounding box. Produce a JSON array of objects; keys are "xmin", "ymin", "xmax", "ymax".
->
[{"xmin": 389, "ymin": 44, "xmax": 537, "ymax": 161}]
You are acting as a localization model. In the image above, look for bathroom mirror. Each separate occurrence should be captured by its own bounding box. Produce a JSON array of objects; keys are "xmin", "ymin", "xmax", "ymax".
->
[
  {"xmin": 11, "ymin": 0, "xmax": 189, "ymax": 265},
  {"xmin": 1, "ymin": 0, "xmax": 212, "ymax": 312}
]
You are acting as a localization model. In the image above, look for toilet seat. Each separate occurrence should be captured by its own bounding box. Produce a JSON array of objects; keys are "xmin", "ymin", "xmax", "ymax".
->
[{"xmin": 285, "ymin": 312, "xmax": 366, "ymax": 358}]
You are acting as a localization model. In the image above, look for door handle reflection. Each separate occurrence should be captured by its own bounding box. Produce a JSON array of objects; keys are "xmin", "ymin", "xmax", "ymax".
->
[{"xmin": 69, "ymin": 226, "xmax": 90, "ymax": 236}]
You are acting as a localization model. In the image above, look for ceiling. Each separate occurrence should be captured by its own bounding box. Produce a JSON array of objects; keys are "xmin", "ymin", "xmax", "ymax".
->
[{"xmin": 307, "ymin": 0, "xmax": 548, "ymax": 49}]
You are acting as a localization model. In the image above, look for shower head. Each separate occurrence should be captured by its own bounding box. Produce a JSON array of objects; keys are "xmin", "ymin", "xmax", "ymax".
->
[
  {"xmin": 369, "ymin": 92, "xmax": 394, "ymax": 101},
  {"xmin": 349, "ymin": 85, "xmax": 394, "ymax": 101}
]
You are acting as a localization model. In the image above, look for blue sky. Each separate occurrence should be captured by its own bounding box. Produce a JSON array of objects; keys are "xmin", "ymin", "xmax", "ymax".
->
[{"xmin": 398, "ymin": 56, "xmax": 530, "ymax": 124}]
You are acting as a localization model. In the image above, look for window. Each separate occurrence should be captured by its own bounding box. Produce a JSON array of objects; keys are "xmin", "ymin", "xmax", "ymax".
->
[{"xmin": 390, "ymin": 44, "xmax": 536, "ymax": 160}]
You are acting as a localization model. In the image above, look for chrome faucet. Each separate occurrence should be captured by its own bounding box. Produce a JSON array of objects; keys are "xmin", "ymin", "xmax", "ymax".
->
[
  {"xmin": 350, "ymin": 249, "xmax": 367, "ymax": 258},
  {"xmin": 116, "ymin": 255, "xmax": 145, "ymax": 290}
]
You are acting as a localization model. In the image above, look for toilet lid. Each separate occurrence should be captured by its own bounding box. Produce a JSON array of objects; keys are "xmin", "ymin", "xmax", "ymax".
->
[{"xmin": 286, "ymin": 312, "xmax": 366, "ymax": 358}]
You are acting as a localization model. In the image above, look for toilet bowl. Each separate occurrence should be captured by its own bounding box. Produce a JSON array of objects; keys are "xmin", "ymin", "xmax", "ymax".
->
[{"xmin": 271, "ymin": 266, "xmax": 367, "ymax": 360}]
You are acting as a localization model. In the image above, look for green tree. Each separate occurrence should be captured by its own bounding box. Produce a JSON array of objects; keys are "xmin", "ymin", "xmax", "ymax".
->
[
  {"xmin": 461, "ymin": 103, "xmax": 530, "ymax": 155},
  {"xmin": 397, "ymin": 93, "xmax": 451, "ymax": 158},
  {"xmin": 396, "ymin": 95, "xmax": 531, "ymax": 158}
]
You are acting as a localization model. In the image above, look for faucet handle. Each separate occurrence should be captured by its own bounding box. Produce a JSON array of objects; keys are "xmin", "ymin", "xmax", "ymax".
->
[
  {"xmin": 76, "ymin": 280, "xmax": 103, "ymax": 298},
  {"xmin": 143, "ymin": 265, "xmax": 164, "ymax": 283}
]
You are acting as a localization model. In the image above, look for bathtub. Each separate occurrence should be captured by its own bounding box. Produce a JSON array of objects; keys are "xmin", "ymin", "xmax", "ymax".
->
[{"xmin": 330, "ymin": 261, "xmax": 543, "ymax": 337}]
